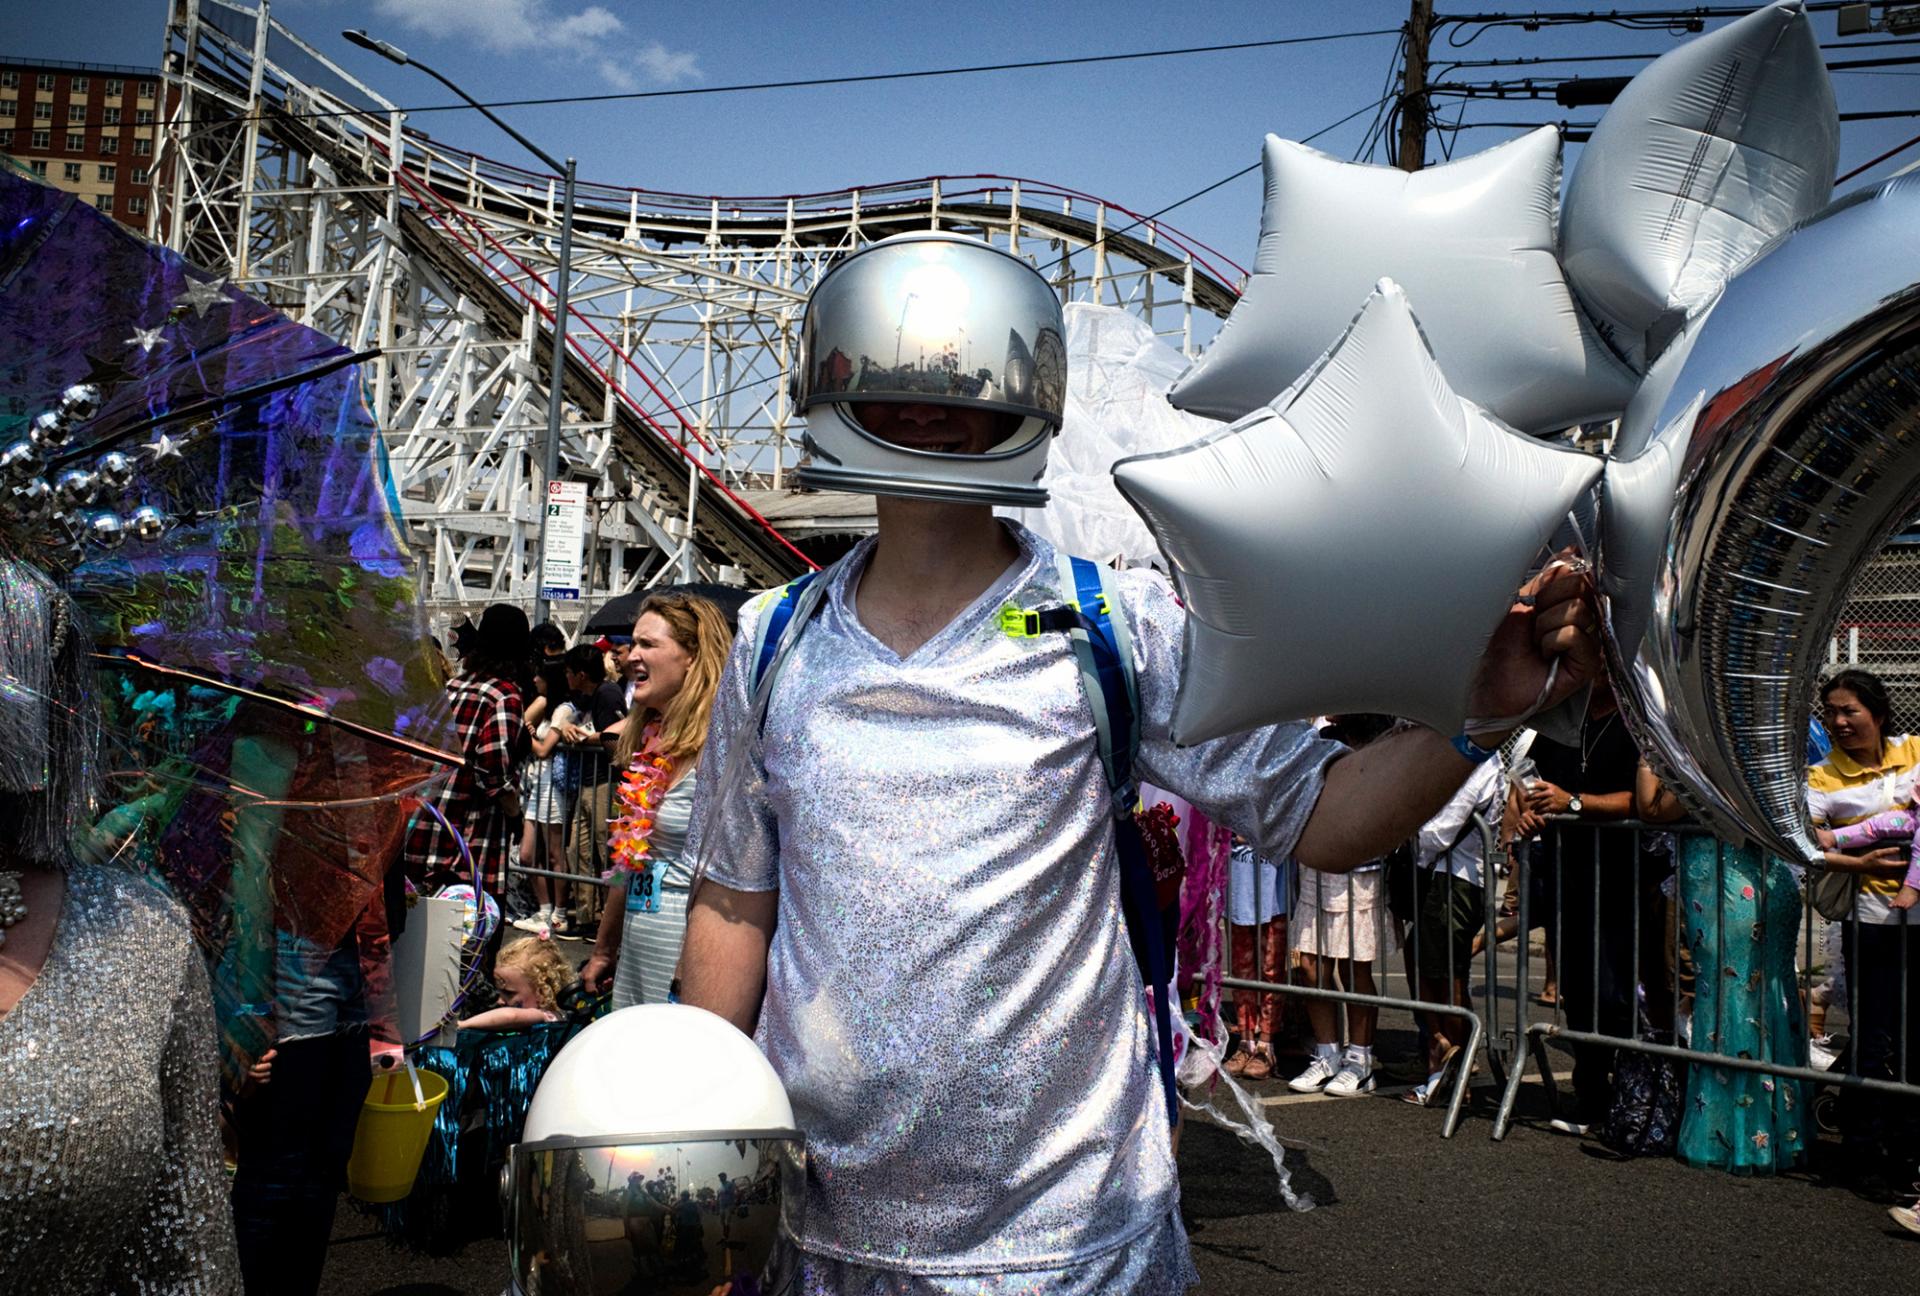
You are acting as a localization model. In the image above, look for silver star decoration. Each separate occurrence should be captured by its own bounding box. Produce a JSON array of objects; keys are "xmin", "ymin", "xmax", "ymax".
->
[
  {"xmin": 1115, "ymin": 279, "xmax": 1603, "ymax": 743},
  {"xmin": 174, "ymin": 276, "xmax": 232, "ymax": 318},
  {"xmin": 126, "ymin": 324, "xmax": 167, "ymax": 354},
  {"xmin": 145, "ymin": 432, "xmax": 187, "ymax": 462},
  {"xmin": 1167, "ymin": 126, "xmax": 1637, "ymax": 434}
]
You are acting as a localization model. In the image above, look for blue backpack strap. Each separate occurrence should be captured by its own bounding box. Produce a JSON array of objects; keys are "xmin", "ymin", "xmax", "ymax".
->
[
  {"xmin": 749, "ymin": 567, "xmax": 838, "ymax": 736},
  {"xmin": 1049, "ymin": 555, "xmax": 1176, "ymax": 1129}
]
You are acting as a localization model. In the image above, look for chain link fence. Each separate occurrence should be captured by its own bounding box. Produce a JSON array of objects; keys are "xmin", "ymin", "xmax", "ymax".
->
[{"xmin": 1829, "ymin": 542, "xmax": 1920, "ymax": 732}]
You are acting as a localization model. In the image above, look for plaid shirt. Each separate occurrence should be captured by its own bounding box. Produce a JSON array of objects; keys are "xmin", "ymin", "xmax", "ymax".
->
[{"xmin": 405, "ymin": 673, "xmax": 524, "ymax": 896}]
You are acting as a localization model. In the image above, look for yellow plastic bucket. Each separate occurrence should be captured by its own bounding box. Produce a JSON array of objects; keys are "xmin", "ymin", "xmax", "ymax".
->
[{"xmin": 345, "ymin": 1066, "xmax": 449, "ymax": 1204}]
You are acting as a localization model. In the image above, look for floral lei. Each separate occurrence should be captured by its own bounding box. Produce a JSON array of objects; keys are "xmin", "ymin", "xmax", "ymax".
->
[{"xmin": 606, "ymin": 725, "xmax": 676, "ymax": 881}]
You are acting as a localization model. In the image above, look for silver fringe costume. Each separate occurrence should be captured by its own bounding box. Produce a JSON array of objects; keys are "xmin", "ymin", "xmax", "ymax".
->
[
  {"xmin": 0, "ymin": 862, "xmax": 242, "ymax": 1294},
  {"xmin": 693, "ymin": 524, "xmax": 1340, "ymax": 1292}
]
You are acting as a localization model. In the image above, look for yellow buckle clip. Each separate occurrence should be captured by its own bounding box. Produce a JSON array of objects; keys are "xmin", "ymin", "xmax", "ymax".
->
[{"xmin": 998, "ymin": 604, "xmax": 1042, "ymax": 638}]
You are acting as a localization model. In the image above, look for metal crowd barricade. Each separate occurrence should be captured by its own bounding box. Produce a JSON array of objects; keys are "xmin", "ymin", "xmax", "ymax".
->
[
  {"xmin": 507, "ymin": 737, "xmax": 623, "ymax": 908},
  {"xmin": 1218, "ymin": 812, "xmax": 1505, "ymax": 1138},
  {"xmin": 1491, "ymin": 816, "xmax": 1920, "ymax": 1143}
]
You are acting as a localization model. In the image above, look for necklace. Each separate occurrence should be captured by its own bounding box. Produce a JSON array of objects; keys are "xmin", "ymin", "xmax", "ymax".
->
[
  {"xmin": 1580, "ymin": 711, "xmax": 1618, "ymax": 779},
  {"xmin": 0, "ymin": 871, "xmax": 25, "ymax": 951}
]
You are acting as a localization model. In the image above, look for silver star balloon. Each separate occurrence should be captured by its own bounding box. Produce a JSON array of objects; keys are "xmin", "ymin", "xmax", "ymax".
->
[
  {"xmin": 1560, "ymin": 0, "xmax": 1836, "ymax": 371},
  {"xmin": 1167, "ymin": 126, "xmax": 1637, "ymax": 434},
  {"xmin": 1116, "ymin": 279, "xmax": 1603, "ymax": 744},
  {"xmin": 174, "ymin": 275, "xmax": 232, "ymax": 318},
  {"xmin": 126, "ymin": 324, "xmax": 167, "ymax": 354}
]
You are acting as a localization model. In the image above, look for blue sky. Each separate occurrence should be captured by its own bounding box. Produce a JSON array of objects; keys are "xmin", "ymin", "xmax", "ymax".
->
[{"xmin": 4, "ymin": 1, "xmax": 1917, "ymax": 265}]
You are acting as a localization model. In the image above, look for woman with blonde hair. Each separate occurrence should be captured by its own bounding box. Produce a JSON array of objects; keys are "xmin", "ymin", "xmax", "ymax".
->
[{"xmin": 580, "ymin": 592, "xmax": 733, "ymax": 1009}]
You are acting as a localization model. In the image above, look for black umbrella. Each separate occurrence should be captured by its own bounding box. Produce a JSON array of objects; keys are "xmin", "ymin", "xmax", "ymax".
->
[{"xmin": 582, "ymin": 582, "xmax": 757, "ymax": 637}]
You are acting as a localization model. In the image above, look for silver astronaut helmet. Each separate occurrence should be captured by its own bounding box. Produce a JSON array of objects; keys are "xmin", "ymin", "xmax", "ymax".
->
[
  {"xmin": 792, "ymin": 232, "xmax": 1067, "ymax": 508},
  {"xmin": 505, "ymin": 1004, "xmax": 805, "ymax": 1295}
]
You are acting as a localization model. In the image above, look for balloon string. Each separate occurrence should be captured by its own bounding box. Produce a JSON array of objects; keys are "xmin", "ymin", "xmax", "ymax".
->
[{"xmin": 1462, "ymin": 553, "xmax": 1591, "ymax": 739}]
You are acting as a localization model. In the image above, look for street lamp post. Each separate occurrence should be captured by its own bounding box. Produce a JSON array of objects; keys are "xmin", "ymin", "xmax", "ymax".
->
[{"xmin": 344, "ymin": 29, "xmax": 577, "ymax": 629}]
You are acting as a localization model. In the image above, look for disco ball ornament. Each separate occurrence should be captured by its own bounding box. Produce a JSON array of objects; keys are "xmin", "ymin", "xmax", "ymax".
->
[
  {"xmin": 54, "ymin": 469, "xmax": 98, "ymax": 509},
  {"xmin": 49, "ymin": 510, "xmax": 85, "ymax": 544},
  {"xmin": 0, "ymin": 441, "xmax": 42, "ymax": 482},
  {"xmin": 11, "ymin": 478, "xmax": 53, "ymax": 521},
  {"xmin": 29, "ymin": 410, "xmax": 73, "ymax": 451},
  {"xmin": 128, "ymin": 505, "xmax": 167, "ymax": 543},
  {"xmin": 95, "ymin": 450, "xmax": 135, "ymax": 491},
  {"xmin": 59, "ymin": 383, "xmax": 103, "ymax": 420},
  {"xmin": 88, "ymin": 511, "xmax": 125, "ymax": 549}
]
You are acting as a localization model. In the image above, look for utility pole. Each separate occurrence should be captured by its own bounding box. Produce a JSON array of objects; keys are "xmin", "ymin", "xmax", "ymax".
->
[{"xmin": 1398, "ymin": 0, "xmax": 1434, "ymax": 173}]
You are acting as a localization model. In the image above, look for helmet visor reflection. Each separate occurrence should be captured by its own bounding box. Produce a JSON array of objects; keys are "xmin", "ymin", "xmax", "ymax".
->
[{"xmin": 508, "ymin": 1135, "xmax": 803, "ymax": 1296}]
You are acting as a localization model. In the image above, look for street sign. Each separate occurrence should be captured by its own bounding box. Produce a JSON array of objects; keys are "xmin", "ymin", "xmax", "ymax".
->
[{"xmin": 540, "ymin": 480, "xmax": 588, "ymax": 601}]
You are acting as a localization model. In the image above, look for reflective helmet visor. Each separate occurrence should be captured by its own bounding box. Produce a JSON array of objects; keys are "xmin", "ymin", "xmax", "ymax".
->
[
  {"xmin": 507, "ymin": 1133, "xmax": 803, "ymax": 1295},
  {"xmin": 798, "ymin": 234, "xmax": 1065, "ymax": 461}
]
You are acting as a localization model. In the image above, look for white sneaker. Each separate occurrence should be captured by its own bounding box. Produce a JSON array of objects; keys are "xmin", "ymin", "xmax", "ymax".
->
[
  {"xmin": 511, "ymin": 906, "xmax": 553, "ymax": 935},
  {"xmin": 1325, "ymin": 1056, "xmax": 1375, "ymax": 1097},
  {"xmin": 1891, "ymin": 1203, "xmax": 1920, "ymax": 1237},
  {"xmin": 1548, "ymin": 1118, "xmax": 1592, "ymax": 1137},
  {"xmin": 1288, "ymin": 1052, "xmax": 1340, "ymax": 1093}
]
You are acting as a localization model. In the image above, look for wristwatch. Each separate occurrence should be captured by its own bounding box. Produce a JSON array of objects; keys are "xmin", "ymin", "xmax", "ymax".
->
[{"xmin": 1568, "ymin": 794, "xmax": 1584, "ymax": 815}]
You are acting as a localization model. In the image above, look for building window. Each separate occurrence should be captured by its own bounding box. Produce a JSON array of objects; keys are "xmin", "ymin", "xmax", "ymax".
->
[
  {"xmin": 106, "ymin": 78, "xmax": 123, "ymax": 97},
  {"xmin": 30, "ymin": 129, "xmax": 49, "ymax": 149},
  {"xmin": 97, "ymin": 163, "xmax": 115, "ymax": 183},
  {"xmin": 133, "ymin": 137, "xmax": 151, "ymax": 156},
  {"xmin": 33, "ymin": 102, "xmax": 50, "ymax": 121},
  {"xmin": 71, "ymin": 77, "xmax": 88, "ymax": 94},
  {"xmin": 0, "ymin": 99, "xmax": 15, "ymax": 118},
  {"xmin": 0, "ymin": 130, "xmax": 10, "ymax": 150},
  {"xmin": 102, "ymin": 107, "xmax": 119, "ymax": 125},
  {"xmin": 132, "ymin": 166, "xmax": 148, "ymax": 184},
  {"xmin": 67, "ymin": 104, "xmax": 85, "ymax": 124},
  {"xmin": 28, "ymin": 160, "xmax": 46, "ymax": 177},
  {"xmin": 36, "ymin": 74, "xmax": 54, "ymax": 92},
  {"xmin": 135, "ymin": 109, "xmax": 153, "ymax": 125},
  {"xmin": 99, "ymin": 136, "xmax": 117, "ymax": 155},
  {"xmin": 62, "ymin": 162, "xmax": 81, "ymax": 182},
  {"xmin": 0, "ymin": 72, "xmax": 19, "ymax": 89},
  {"xmin": 66, "ymin": 133, "xmax": 83, "ymax": 151},
  {"xmin": 128, "ymin": 195, "xmax": 146, "ymax": 215},
  {"xmin": 138, "ymin": 81, "xmax": 155, "ymax": 99},
  {"xmin": 93, "ymin": 193, "xmax": 112, "ymax": 213}
]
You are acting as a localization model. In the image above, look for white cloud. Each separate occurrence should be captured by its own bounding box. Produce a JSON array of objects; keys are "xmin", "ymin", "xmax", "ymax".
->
[{"xmin": 368, "ymin": 0, "xmax": 700, "ymax": 89}]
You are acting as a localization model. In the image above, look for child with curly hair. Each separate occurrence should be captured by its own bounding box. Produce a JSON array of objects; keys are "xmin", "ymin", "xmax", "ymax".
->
[{"xmin": 459, "ymin": 936, "xmax": 572, "ymax": 1031}]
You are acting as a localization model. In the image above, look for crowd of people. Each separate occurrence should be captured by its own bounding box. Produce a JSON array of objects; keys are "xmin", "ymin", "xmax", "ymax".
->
[
  {"xmin": 405, "ymin": 589, "xmax": 736, "ymax": 1013},
  {"xmin": 1206, "ymin": 667, "xmax": 1920, "ymax": 1234}
]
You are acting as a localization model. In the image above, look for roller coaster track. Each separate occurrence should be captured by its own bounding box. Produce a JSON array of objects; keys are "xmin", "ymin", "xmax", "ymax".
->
[{"xmin": 155, "ymin": 0, "xmax": 1239, "ymax": 610}]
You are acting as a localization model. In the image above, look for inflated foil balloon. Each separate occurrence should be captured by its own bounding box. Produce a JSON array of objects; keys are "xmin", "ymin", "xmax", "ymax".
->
[
  {"xmin": 1117, "ymin": 280, "xmax": 1603, "ymax": 744},
  {"xmin": 1599, "ymin": 175, "xmax": 1920, "ymax": 864},
  {"xmin": 1167, "ymin": 126, "xmax": 1637, "ymax": 434},
  {"xmin": 1561, "ymin": 0, "xmax": 1837, "ymax": 371}
]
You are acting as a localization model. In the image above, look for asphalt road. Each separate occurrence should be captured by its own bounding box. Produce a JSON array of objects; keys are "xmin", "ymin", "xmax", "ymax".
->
[
  {"xmin": 319, "ymin": 1058, "xmax": 1920, "ymax": 1296},
  {"xmin": 320, "ymin": 934, "xmax": 1919, "ymax": 1295}
]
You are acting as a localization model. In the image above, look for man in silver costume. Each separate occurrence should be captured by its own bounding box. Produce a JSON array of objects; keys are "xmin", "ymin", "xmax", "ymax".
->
[{"xmin": 683, "ymin": 234, "xmax": 1595, "ymax": 1294}]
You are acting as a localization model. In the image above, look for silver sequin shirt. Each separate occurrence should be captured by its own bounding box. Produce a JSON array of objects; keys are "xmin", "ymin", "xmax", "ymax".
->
[
  {"xmin": 0, "ymin": 863, "xmax": 241, "ymax": 1294},
  {"xmin": 692, "ymin": 524, "xmax": 1339, "ymax": 1275}
]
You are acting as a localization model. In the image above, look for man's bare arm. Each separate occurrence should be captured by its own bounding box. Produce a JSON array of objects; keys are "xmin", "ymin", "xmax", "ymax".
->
[
  {"xmin": 1293, "ymin": 727, "xmax": 1478, "ymax": 875},
  {"xmin": 680, "ymin": 881, "xmax": 778, "ymax": 1035}
]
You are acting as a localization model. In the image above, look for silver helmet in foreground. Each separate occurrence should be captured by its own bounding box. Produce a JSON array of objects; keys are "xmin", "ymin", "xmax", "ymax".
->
[
  {"xmin": 505, "ymin": 1004, "xmax": 804, "ymax": 1295},
  {"xmin": 793, "ymin": 232, "xmax": 1067, "ymax": 508}
]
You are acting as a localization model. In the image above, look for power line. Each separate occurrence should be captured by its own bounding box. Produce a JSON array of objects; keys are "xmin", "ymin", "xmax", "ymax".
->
[
  {"xmin": 167, "ymin": 27, "xmax": 1402, "ymax": 133},
  {"xmin": 1033, "ymin": 92, "xmax": 1399, "ymax": 279}
]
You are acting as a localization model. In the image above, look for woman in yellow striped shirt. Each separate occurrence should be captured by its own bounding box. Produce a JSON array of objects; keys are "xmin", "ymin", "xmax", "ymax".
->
[{"xmin": 1806, "ymin": 669, "xmax": 1920, "ymax": 1177}]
